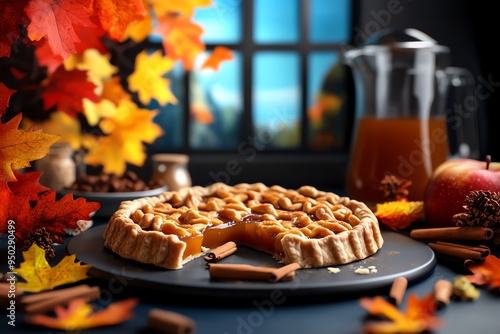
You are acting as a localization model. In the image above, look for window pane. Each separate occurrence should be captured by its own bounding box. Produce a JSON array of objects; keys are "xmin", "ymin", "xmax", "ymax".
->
[
  {"xmin": 307, "ymin": 52, "xmax": 348, "ymax": 151},
  {"xmin": 193, "ymin": 0, "xmax": 242, "ymax": 43},
  {"xmin": 254, "ymin": 0, "xmax": 299, "ymax": 44},
  {"xmin": 150, "ymin": 63, "xmax": 184, "ymax": 151},
  {"xmin": 253, "ymin": 52, "xmax": 301, "ymax": 149},
  {"xmin": 189, "ymin": 51, "xmax": 242, "ymax": 150},
  {"xmin": 310, "ymin": 0, "xmax": 351, "ymax": 43}
]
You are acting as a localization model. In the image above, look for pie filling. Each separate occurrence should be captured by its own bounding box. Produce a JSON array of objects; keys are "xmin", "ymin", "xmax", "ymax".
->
[{"xmin": 103, "ymin": 183, "xmax": 384, "ymax": 269}]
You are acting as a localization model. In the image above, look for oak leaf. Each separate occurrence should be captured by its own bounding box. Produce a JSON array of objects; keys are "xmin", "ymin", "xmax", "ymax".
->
[
  {"xmin": 84, "ymin": 100, "xmax": 163, "ymax": 175},
  {"xmin": 0, "ymin": 0, "xmax": 30, "ymax": 58},
  {"xmin": 0, "ymin": 82, "xmax": 16, "ymax": 116},
  {"xmin": 0, "ymin": 113, "xmax": 60, "ymax": 185},
  {"xmin": 202, "ymin": 46, "xmax": 233, "ymax": 70},
  {"xmin": 25, "ymin": 297, "xmax": 138, "ymax": 330},
  {"xmin": 42, "ymin": 67, "xmax": 99, "ymax": 118},
  {"xmin": 93, "ymin": 0, "xmax": 147, "ymax": 41},
  {"xmin": 127, "ymin": 50, "xmax": 177, "ymax": 106},
  {"xmin": 15, "ymin": 244, "xmax": 91, "ymax": 293},
  {"xmin": 466, "ymin": 254, "xmax": 500, "ymax": 289},
  {"xmin": 360, "ymin": 294, "xmax": 441, "ymax": 334},
  {"xmin": 25, "ymin": 0, "xmax": 95, "ymax": 60}
]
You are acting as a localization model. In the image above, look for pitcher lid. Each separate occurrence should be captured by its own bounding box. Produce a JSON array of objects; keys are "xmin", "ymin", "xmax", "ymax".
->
[{"xmin": 346, "ymin": 28, "xmax": 449, "ymax": 56}]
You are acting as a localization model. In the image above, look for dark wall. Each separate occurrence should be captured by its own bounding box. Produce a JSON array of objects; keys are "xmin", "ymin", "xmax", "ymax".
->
[{"xmin": 357, "ymin": 0, "xmax": 500, "ymax": 160}]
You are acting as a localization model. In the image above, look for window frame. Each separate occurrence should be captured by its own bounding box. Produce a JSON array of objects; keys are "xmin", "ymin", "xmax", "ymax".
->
[{"xmin": 145, "ymin": 0, "xmax": 359, "ymax": 190}]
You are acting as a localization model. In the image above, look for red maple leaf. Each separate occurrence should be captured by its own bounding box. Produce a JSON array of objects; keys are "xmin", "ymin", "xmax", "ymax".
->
[
  {"xmin": 25, "ymin": 0, "xmax": 95, "ymax": 60},
  {"xmin": 42, "ymin": 67, "xmax": 99, "ymax": 117},
  {"xmin": 0, "ymin": 82, "xmax": 17, "ymax": 116},
  {"xmin": 4, "ymin": 185, "xmax": 100, "ymax": 243},
  {"xmin": 8, "ymin": 170, "xmax": 50, "ymax": 201},
  {"xmin": 0, "ymin": 0, "xmax": 30, "ymax": 58},
  {"xmin": 93, "ymin": 0, "xmax": 147, "ymax": 42}
]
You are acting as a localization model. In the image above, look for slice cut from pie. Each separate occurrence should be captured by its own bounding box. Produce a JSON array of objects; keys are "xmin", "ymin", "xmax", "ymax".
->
[{"xmin": 103, "ymin": 183, "xmax": 384, "ymax": 269}]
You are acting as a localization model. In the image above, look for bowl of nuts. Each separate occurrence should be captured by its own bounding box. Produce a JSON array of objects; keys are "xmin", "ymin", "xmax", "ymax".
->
[{"xmin": 59, "ymin": 171, "xmax": 168, "ymax": 219}]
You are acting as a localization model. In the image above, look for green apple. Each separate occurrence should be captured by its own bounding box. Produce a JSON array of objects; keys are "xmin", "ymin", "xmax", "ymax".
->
[{"xmin": 423, "ymin": 156, "xmax": 500, "ymax": 227}]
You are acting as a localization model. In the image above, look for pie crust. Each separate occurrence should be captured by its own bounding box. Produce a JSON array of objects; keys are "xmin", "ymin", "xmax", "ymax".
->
[{"xmin": 103, "ymin": 183, "xmax": 384, "ymax": 269}]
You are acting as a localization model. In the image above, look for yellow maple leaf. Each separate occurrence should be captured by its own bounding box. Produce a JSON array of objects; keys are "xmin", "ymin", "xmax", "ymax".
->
[
  {"xmin": 150, "ymin": 0, "xmax": 212, "ymax": 17},
  {"xmin": 101, "ymin": 76, "xmax": 133, "ymax": 105},
  {"xmin": 127, "ymin": 50, "xmax": 177, "ymax": 106},
  {"xmin": 123, "ymin": 10, "xmax": 153, "ymax": 42},
  {"xmin": 65, "ymin": 49, "xmax": 118, "ymax": 94},
  {"xmin": 25, "ymin": 297, "xmax": 138, "ymax": 330},
  {"xmin": 0, "ymin": 114, "xmax": 60, "ymax": 184},
  {"xmin": 83, "ymin": 98, "xmax": 118, "ymax": 126},
  {"xmin": 15, "ymin": 244, "xmax": 90, "ymax": 293},
  {"xmin": 84, "ymin": 100, "xmax": 163, "ymax": 175},
  {"xmin": 22, "ymin": 111, "xmax": 83, "ymax": 151}
]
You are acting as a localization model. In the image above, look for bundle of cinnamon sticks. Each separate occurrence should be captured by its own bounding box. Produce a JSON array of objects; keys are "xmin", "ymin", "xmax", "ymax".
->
[{"xmin": 410, "ymin": 226, "xmax": 492, "ymax": 270}]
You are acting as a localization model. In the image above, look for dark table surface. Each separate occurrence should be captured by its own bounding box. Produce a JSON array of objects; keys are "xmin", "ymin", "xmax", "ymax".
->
[{"xmin": 1, "ymin": 217, "xmax": 499, "ymax": 334}]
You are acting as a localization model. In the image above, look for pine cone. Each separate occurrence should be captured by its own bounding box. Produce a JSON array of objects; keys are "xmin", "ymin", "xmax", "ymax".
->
[
  {"xmin": 379, "ymin": 174, "xmax": 412, "ymax": 201},
  {"xmin": 453, "ymin": 190, "xmax": 500, "ymax": 244},
  {"xmin": 23, "ymin": 228, "xmax": 55, "ymax": 260}
]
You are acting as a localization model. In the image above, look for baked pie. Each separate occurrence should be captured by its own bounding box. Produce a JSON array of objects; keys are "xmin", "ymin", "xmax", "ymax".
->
[{"xmin": 103, "ymin": 183, "xmax": 384, "ymax": 269}]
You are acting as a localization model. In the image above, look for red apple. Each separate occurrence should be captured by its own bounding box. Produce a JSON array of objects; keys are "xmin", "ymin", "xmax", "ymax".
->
[{"xmin": 423, "ymin": 156, "xmax": 500, "ymax": 227}]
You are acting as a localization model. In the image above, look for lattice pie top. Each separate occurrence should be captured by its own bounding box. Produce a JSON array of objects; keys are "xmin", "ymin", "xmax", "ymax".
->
[{"xmin": 103, "ymin": 183, "xmax": 384, "ymax": 269}]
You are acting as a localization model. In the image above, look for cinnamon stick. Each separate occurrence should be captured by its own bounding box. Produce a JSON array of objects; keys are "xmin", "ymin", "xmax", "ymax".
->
[
  {"xmin": 434, "ymin": 279, "xmax": 453, "ymax": 309},
  {"xmin": 208, "ymin": 263, "xmax": 301, "ymax": 282},
  {"xmin": 388, "ymin": 276, "xmax": 408, "ymax": 306},
  {"xmin": 204, "ymin": 241, "xmax": 237, "ymax": 263},
  {"xmin": 148, "ymin": 308, "xmax": 196, "ymax": 334},
  {"xmin": 410, "ymin": 227, "xmax": 493, "ymax": 241},
  {"xmin": 428, "ymin": 242, "xmax": 488, "ymax": 261},
  {"xmin": 21, "ymin": 285, "xmax": 100, "ymax": 314}
]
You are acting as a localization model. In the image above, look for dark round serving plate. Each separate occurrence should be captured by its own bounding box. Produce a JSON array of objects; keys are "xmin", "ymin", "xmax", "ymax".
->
[{"xmin": 66, "ymin": 224, "xmax": 436, "ymax": 298}]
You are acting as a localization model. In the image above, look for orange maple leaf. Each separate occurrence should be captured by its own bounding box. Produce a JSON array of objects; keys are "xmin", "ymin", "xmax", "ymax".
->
[
  {"xmin": 25, "ymin": 0, "xmax": 95, "ymax": 60},
  {"xmin": 25, "ymin": 298, "xmax": 138, "ymax": 330},
  {"xmin": 93, "ymin": 0, "xmax": 147, "ymax": 42},
  {"xmin": 202, "ymin": 46, "xmax": 233, "ymax": 70},
  {"xmin": 0, "ymin": 82, "xmax": 16, "ymax": 116},
  {"xmin": 466, "ymin": 255, "xmax": 500, "ymax": 289},
  {"xmin": 0, "ymin": 0, "xmax": 30, "ymax": 58},
  {"xmin": 360, "ymin": 294, "xmax": 441, "ymax": 334},
  {"xmin": 374, "ymin": 200, "xmax": 424, "ymax": 230},
  {"xmin": 0, "ymin": 114, "xmax": 60, "ymax": 185},
  {"xmin": 157, "ymin": 14, "xmax": 205, "ymax": 70},
  {"xmin": 42, "ymin": 67, "xmax": 99, "ymax": 118}
]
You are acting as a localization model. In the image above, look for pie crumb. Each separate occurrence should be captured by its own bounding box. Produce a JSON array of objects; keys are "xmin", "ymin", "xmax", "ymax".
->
[{"xmin": 327, "ymin": 267, "xmax": 341, "ymax": 274}]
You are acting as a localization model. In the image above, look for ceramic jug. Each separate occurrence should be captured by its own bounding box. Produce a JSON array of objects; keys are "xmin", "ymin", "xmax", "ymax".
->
[
  {"xmin": 343, "ymin": 29, "xmax": 480, "ymax": 204},
  {"xmin": 151, "ymin": 154, "xmax": 192, "ymax": 191}
]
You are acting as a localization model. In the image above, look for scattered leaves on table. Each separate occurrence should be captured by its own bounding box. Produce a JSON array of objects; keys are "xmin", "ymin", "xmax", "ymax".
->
[
  {"xmin": 375, "ymin": 201, "xmax": 425, "ymax": 230},
  {"xmin": 15, "ymin": 244, "xmax": 90, "ymax": 293},
  {"xmin": 360, "ymin": 294, "xmax": 441, "ymax": 334},
  {"xmin": 25, "ymin": 297, "xmax": 138, "ymax": 330},
  {"xmin": 466, "ymin": 254, "xmax": 500, "ymax": 289}
]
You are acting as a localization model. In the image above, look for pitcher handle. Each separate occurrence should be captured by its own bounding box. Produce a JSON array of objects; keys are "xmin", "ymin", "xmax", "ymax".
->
[{"xmin": 444, "ymin": 67, "xmax": 480, "ymax": 159}]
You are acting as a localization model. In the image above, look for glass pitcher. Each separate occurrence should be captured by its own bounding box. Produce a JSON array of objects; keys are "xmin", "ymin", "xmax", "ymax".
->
[{"xmin": 343, "ymin": 29, "xmax": 479, "ymax": 204}]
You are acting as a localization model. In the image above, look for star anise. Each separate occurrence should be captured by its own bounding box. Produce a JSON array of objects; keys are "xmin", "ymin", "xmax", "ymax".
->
[
  {"xmin": 379, "ymin": 174, "xmax": 412, "ymax": 201},
  {"xmin": 453, "ymin": 190, "xmax": 500, "ymax": 244}
]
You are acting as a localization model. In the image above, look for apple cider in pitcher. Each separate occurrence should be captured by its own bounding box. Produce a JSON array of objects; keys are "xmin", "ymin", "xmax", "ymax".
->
[{"xmin": 346, "ymin": 117, "xmax": 449, "ymax": 204}]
